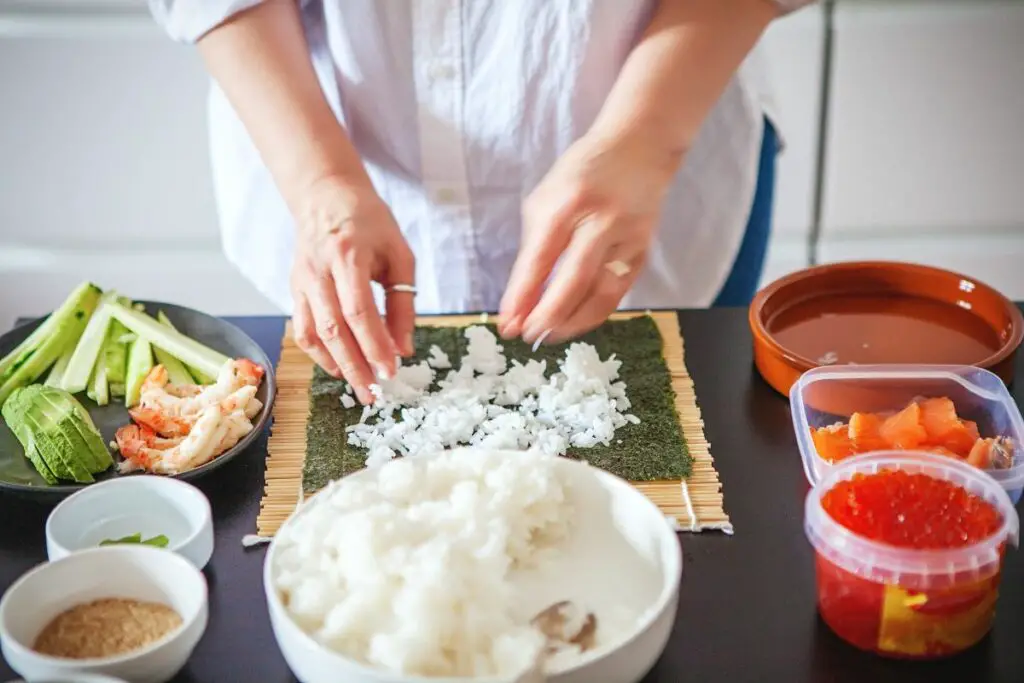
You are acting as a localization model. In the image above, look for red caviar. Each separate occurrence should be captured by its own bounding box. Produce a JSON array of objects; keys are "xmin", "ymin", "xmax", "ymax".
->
[
  {"xmin": 821, "ymin": 470, "xmax": 1003, "ymax": 548},
  {"xmin": 814, "ymin": 469, "xmax": 1007, "ymax": 659}
]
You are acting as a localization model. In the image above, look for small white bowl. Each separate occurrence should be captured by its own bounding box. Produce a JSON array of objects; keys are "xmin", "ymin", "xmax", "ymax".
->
[
  {"xmin": 46, "ymin": 476, "xmax": 214, "ymax": 569},
  {"xmin": 264, "ymin": 453, "xmax": 683, "ymax": 683},
  {"xmin": 0, "ymin": 545, "xmax": 208, "ymax": 683}
]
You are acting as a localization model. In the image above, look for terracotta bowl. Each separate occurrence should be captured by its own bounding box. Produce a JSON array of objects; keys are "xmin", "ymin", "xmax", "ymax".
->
[{"xmin": 749, "ymin": 261, "xmax": 1024, "ymax": 397}]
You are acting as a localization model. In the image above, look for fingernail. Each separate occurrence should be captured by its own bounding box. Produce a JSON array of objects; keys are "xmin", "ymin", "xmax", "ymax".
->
[
  {"xmin": 374, "ymin": 362, "xmax": 392, "ymax": 381},
  {"xmin": 531, "ymin": 328, "xmax": 553, "ymax": 351},
  {"xmin": 356, "ymin": 386, "xmax": 373, "ymax": 405},
  {"xmin": 501, "ymin": 315, "xmax": 521, "ymax": 339}
]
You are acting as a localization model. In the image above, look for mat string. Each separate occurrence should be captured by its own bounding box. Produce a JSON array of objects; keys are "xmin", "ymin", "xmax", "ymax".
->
[
  {"xmin": 680, "ymin": 480, "xmax": 698, "ymax": 533},
  {"xmin": 242, "ymin": 534, "xmax": 273, "ymax": 548}
]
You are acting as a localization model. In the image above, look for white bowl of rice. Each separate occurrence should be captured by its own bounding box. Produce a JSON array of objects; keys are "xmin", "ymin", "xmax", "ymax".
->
[{"xmin": 264, "ymin": 447, "xmax": 682, "ymax": 683}]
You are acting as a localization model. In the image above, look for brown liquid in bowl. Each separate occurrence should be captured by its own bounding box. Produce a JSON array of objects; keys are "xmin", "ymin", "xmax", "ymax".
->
[{"xmin": 767, "ymin": 293, "xmax": 1002, "ymax": 366}]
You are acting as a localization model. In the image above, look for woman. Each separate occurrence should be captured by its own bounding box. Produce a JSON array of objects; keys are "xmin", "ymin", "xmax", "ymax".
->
[{"xmin": 150, "ymin": 0, "xmax": 812, "ymax": 404}]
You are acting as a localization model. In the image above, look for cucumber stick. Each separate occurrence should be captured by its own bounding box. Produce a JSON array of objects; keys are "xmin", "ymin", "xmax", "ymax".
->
[
  {"xmin": 125, "ymin": 336, "xmax": 154, "ymax": 408},
  {"xmin": 0, "ymin": 285, "xmax": 103, "ymax": 406},
  {"xmin": 0, "ymin": 281, "xmax": 102, "ymax": 383},
  {"xmin": 61, "ymin": 290, "xmax": 119, "ymax": 395},
  {"xmin": 87, "ymin": 362, "xmax": 110, "ymax": 407},
  {"xmin": 153, "ymin": 346, "xmax": 194, "ymax": 386},
  {"xmin": 45, "ymin": 349, "xmax": 73, "ymax": 388},
  {"xmin": 157, "ymin": 311, "xmax": 215, "ymax": 385},
  {"xmin": 109, "ymin": 304, "xmax": 227, "ymax": 381},
  {"xmin": 103, "ymin": 297, "xmax": 132, "ymax": 387}
]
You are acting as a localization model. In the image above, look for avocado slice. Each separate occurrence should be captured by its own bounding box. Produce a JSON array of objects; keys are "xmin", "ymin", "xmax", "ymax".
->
[
  {"xmin": 18, "ymin": 402, "xmax": 94, "ymax": 484},
  {"xmin": 2, "ymin": 385, "xmax": 111, "ymax": 483},
  {"xmin": 25, "ymin": 445, "xmax": 60, "ymax": 485},
  {"xmin": 32, "ymin": 388, "xmax": 112, "ymax": 474},
  {"xmin": 1, "ymin": 398, "xmax": 59, "ymax": 484},
  {"xmin": 2, "ymin": 389, "xmax": 60, "ymax": 483}
]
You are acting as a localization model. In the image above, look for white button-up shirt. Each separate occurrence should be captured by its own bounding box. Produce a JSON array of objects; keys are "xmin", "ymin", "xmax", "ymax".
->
[{"xmin": 150, "ymin": 0, "xmax": 812, "ymax": 314}]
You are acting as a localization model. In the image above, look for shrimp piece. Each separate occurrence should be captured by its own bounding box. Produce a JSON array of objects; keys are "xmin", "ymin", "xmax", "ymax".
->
[
  {"xmin": 234, "ymin": 358, "xmax": 265, "ymax": 386},
  {"xmin": 191, "ymin": 359, "xmax": 264, "ymax": 408},
  {"xmin": 137, "ymin": 384, "xmax": 257, "ymax": 437},
  {"xmin": 166, "ymin": 384, "xmax": 203, "ymax": 399},
  {"xmin": 244, "ymin": 398, "xmax": 263, "ymax": 420},
  {"xmin": 220, "ymin": 384, "xmax": 258, "ymax": 414},
  {"xmin": 134, "ymin": 366, "xmax": 195, "ymax": 422},
  {"xmin": 114, "ymin": 424, "xmax": 183, "ymax": 474},
  {"xmin": 118, "ymin": 407, "xmax": 225, "ymax": 475},
  {"xmin": 214, "ymin": 409, "xmax": 255, "ymax": 452},
  {"xmin": 128, "ymin": 405, "xmax": 193, "ymax": 438},
  {"xmin": 131, "ymin": 361, "xmax": 265, "ymax": 437}
]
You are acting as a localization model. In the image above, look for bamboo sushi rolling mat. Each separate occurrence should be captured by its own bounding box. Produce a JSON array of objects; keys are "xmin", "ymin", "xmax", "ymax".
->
[{"xmin": 257, "ymin": 311, "xmax": 731, "ymax": 536}]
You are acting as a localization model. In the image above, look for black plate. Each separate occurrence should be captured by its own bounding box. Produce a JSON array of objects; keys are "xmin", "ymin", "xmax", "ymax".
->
[{"xmin": 0, "ymin": 301, "xmax": 277, "ymax": 501}]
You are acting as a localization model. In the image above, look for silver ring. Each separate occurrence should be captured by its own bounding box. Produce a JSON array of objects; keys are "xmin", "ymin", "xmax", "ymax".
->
[
  {"xmin": 604, "ymin": 260, "xmax": 632, "ymax": 278},
  {"xmin": 388, "ymin": 284, "xmax": 417, "ymax": 294}
]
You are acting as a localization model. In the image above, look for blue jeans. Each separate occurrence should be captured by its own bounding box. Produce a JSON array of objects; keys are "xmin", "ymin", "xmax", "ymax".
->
[{"xmin": 712, "ymin": 118, "xmax": 778, "ymax": 307}]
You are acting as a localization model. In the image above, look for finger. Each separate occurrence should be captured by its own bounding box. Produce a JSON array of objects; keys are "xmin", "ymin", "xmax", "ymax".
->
[
  {"xmin": 384, "ymin": 243, "xmax": 417, "ymax": 357},
  {"xmin": 499, "ymin": 190, "xmax": 583, "ymax": 337},
  {"xmin": 292, "ymin": 295, "xmax": 341, "ymax": 378},
  {"xmin": 520, "ymin": 217, "xmax": 612, "ymax": 343},
  {"xmin": 549, "ymin": 253, "xmax": 644, "ymax": 343},
  {"xmin": 306, "ymin": 275, "xmax": 376, "ymax": 403},
  {"xmin": 333, "ymin": 261, "xmax": 399, "ymax": 379}
]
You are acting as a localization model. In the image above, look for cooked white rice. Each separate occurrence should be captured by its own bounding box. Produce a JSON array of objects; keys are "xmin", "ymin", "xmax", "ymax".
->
[
  {"xmin": 271, "ymin": 447, "xmax": 573, "ymax": 677},
  {"xmin": 344, "ymin": 325, "xmax": 639, "ymax": 468}
]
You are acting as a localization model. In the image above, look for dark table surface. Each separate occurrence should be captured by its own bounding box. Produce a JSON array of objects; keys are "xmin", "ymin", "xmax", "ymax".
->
[{"xmin": 2, "ymin": 308, "xmax": 1023, "ymax": 683}]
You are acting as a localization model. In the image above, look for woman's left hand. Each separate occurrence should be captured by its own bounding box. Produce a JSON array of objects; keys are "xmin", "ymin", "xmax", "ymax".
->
[{"xmin": 499, "ymin": 132, "xmax": 682, "ymax": 344}]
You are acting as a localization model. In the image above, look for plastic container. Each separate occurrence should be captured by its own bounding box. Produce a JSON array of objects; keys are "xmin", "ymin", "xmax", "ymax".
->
[
  {"xmin": 791, "ymin": 364, "xmax": 1024, "ymax": 503},
  {"xmin": 804, "ymin": 451, "xmax": 1020, "ymax": 659}
]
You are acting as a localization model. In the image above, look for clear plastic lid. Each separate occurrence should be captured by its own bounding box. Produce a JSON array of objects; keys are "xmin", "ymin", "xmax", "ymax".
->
[
  {"xmin": 804, "ymin": 451, "xmax": 1020, "ymax": 590},
  {"xmin": 790, "ymin": 365, "xmax": 1024, "ymax": 501}
]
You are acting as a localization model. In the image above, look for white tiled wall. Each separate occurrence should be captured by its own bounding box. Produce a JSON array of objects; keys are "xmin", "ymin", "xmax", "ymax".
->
[{"xmin": 1, "ymin": 1, "xmax": 1022, "ymax": 329}]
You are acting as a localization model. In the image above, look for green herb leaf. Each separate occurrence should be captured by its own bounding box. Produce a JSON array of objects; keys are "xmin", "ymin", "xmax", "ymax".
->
[
  {"xmin": 100, "ymin": 533, "xmax": 142, "ymax": 546},
  {"xmin": 141, "ymin": 534, "xmax": 170, "ymax": 548},
  {"xmin": 99, "ymin": 532, "xmax": 169, "ymax": 548}
]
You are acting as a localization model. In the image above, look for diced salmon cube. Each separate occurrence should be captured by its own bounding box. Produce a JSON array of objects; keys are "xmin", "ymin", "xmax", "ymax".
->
[
  {"xmin": 811, "ymin": 424, "xmax": 854, "ymax": 463},
  {"xmin": 879, "ymin": 402, "xmax": 928, "ymax": 450},
  {"xmin": 934, "ymin": 420, "xmax": 980, "ymax": 457},
  {"xmin": 919, "ymin": 397, "xmax": 960, "ymax": 439},
  {"xmin": 919, "ymin": 397, "xmax": 979, "ymax": 456},
  {"xmin": 967, "ymin": 438, "xmax": 993, "ymax": 469},
  {"xmin": 849, "ymin": 412, "xmax": 888, "ymax": 452}
]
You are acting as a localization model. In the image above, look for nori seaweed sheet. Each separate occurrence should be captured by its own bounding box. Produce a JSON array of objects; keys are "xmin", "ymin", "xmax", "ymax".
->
[{"xmin": 302, "ymin": 316, "xmax": 690, "ymax": 493}]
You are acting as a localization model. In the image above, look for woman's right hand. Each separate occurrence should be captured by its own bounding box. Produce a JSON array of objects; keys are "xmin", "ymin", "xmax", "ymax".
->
[{"xmin": 290, "ymin": 176, "xmax": 416, "ymax": 404}]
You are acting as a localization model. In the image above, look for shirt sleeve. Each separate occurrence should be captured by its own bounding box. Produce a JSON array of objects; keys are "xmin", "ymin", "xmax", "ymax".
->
[
  {"xmin": 770, "ymin": 0, "xmax": 818, "ymax": 15},
  {"xmin": 147, "ymin": 0, "xmax": 265, "ymax": 43}
]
